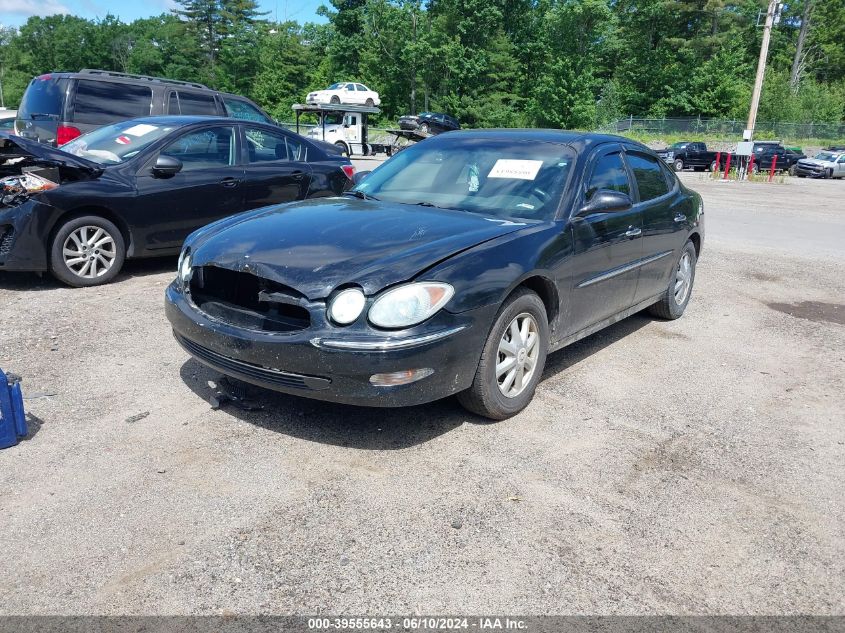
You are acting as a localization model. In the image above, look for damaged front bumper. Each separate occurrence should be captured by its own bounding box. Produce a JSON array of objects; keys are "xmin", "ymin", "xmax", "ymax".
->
[
  {"xmin": 165, "ymin": 282, "xmax": 493, "ymax": 407},
  {"xmin": 0, "ymin": 199, "xmax": 52, "ymax": 271}
]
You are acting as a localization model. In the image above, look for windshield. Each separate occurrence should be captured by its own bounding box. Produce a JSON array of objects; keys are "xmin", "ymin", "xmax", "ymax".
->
[
  {"xmin": 328, "ymin": 83, "xmax": 343, "ymax": 90},
  {"xmin": 814, "ymin": 152, "xmax": 837, "ymax": 161},
  {"xmin": 62, "ymin": 120, "xmax": 176, "ymax": 164},
  {"xmin": 354, "ymin": 138, "xmax": 575, "ymax": 221},
  {"xmin": 669, "ymin": 143, "xmax": 688, "ymax": 149}
]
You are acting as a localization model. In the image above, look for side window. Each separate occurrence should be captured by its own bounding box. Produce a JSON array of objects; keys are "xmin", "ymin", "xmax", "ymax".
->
[
  {"xmin": 356, "ymin": 84, "xmax": 367, "ymax": 91},
  {"xmin": 223, "ymin": 97, "xmax": 270, "ymax": 123},
  {"xmin": 167, "ymin": 92, "xmax": 179, "ymax": 115},
  {"xmin": 659, "ymin": 161, "xmax": 678, "ymax": 190},
  {"xmin": 176, "ymin": 91, "xmax": 218, "ymax": 116},
  {"xmin": 838, "ymin": 156, "xmax": 845, "ymax": 163},
  {"xmin": 586, "ymin": 152, "xmax": 630, "ymax": 201},
  {"xmin": 244, "ymin": 126, "xmax": 291, "ymax": 162},
  {"xmin": 161, "ymin": 126, "xmax": 235, "ymax": 171},
  {"xmin": 73, "ymin": 80, "xmax": 152, "ymax": 125},
  {"xmin": 286, "ymin": 135, "xmax": 307, "ymax": 162},
  {"xmin": 627, "ymin": 152, "xmax": 671, "ymax": 201},
  {"xmin": 346, "ymin": 84, "xmax": 355, "ymax": 92}
]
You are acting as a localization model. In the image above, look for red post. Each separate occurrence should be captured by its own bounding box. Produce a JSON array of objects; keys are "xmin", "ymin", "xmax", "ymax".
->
[
  {"xmin": 748, "ymin": 153, "xmax": 755, "ymax": 178},
  {"xmin": 769, "ymin": 155, "xmax": 777, "ymax": 182},
  {"xmin": 723, "ymin": 153, "xmax": 732, "ymax": 179},
  {"xmin": 714, "ymin": 152, "xmax": 721, "ymax": 175}
]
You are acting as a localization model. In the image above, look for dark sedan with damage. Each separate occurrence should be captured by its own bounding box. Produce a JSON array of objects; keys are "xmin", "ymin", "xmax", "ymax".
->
[
  {"xmin": 0, "ymin": 116, "xmax": 353, "ymax": 286},
  {"xmin": 166, "ymin": 130, "xmax": 704, "ymax": 419}
]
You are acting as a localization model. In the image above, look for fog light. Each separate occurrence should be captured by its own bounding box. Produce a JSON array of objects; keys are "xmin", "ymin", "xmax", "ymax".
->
[{"xmin": 369, "ymin": 368, "xmax": 434, "ymax": 387}]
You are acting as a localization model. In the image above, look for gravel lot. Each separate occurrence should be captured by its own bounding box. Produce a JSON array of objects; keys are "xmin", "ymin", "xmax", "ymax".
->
[{"xmin": 0, "ymin": 171, "xmax": 843, "ymax": 615}]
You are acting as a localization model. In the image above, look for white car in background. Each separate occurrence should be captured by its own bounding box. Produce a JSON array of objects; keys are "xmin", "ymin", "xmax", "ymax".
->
[{"xmin": 306, "ymin": 82, "xmax": 381, "ymax": 107}]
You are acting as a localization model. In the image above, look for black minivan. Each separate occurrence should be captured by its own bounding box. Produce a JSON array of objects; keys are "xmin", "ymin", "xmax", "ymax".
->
[{"xmin": 14, "ymin": 69, "xmax": 275, "ymax": 146}]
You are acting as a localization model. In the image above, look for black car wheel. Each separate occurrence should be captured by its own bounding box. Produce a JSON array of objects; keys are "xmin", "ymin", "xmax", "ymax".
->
[
  {"xmin": 330, "ymin": 96, "xmax": 340, "ymax": 104},
  {"xmin": 648, "ymin": 240, "xmax": 697, "ymax": 320},
  {"xmin": 334, "ymin": 141, "xmax": 349, "ymax": 156},
  {"xmin": 710, "ymin": 160, "xmax": 718, "ymax": 172},
  {"xmin": 825, "ymin": 168, "xmax": 834, "ymax": 179},
  {"xmin": 458, "ymin": 288, "xmax": 549, "ymax": 420},
  {"xmin": 365, "ymin": 98, "xmax": 374, "ymax": 107},
  {"xmin": 673, "ymin": 158, "xmax": 684, "ymax": 171},
  {"xmin": 50, "ymin": 215, "xmax": 126, "ymax": 287},
  {"xmin": 419, "ymin": 122, "xmax": 430, "ymax": 135}
]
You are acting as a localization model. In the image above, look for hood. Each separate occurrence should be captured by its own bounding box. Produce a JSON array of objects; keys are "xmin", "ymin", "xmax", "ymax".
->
[
  {"xmin": 798, "ymin": 157, "xmax": 832, "ymax": 167},
  {"xmin": 191, "ymin": 197, "xmax": 530, "ymax": 299},
  {"xmin": 0, "ymin": 133, "xmax": 103, "ymax": 176}
]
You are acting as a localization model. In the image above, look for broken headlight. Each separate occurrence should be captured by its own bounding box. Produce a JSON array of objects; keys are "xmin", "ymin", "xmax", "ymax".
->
[{"xmin": 177, "ymin": 248, "xmax": 193, "ymax": 288}]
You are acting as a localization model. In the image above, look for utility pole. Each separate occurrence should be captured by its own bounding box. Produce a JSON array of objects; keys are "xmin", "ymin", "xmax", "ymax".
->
[{"xmin": 745, "ymin": 0, "xmax": 780, "ymax": 140}]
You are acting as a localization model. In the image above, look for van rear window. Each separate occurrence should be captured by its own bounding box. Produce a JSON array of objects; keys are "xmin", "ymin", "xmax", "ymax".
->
[
  {"xmin": 18, "ymin": 76, "xmax": 67, "ymax": 119},
  {"xmin": 73, "ymin": 80, "xmax": 152, "ymax": 125}
]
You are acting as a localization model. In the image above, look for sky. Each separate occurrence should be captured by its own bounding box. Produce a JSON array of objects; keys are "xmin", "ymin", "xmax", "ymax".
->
[{"xmin": 0, "ymin": 0, "xmax": 327, "ymax": 27}]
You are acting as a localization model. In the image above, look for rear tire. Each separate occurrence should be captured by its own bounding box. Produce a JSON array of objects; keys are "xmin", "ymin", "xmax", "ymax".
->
[
  {"xmin": 647, "ymin": 240, "xmax": 696, "ymax": 320},
  {"xmin": 365, "ymin": 98, "xmax": 374, "ymax": 107},
  {"xmin": 457, "ymin": 289, "xmax": 549, "ymax": 420},
  {"xmin": 710, "ymin": 160, "xmax": 718, "ymax": 172},
  {"xmin": 50, "ymin": 215, "xmax": 125, "ymax": 287}
]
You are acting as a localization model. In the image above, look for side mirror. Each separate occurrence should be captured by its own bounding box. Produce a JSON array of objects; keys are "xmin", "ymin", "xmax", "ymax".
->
[
  {"xmin": 578, "ymin": 189, "xmax": 633, "ymax": 216},
  {"xmin": 152, "ymin": 155, "xmax": 182, "ymax": 178},
  {"xmin": 352, "ymin": 170, "xmax": 371, "ymax": 185}
]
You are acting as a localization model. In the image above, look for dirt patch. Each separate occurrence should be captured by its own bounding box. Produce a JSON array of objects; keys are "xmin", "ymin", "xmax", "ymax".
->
[
  {"xmin": 748, "ymin": 271, "xmax": 782, "ymax": 283},
  {"xmin": 767, "ymin": 301, "xmax": 845, "ymax": 326}
]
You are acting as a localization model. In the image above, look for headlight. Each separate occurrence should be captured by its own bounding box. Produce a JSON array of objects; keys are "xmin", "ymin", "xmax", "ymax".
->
[
  {"xmin": 328, "ymin": 287, "xmax": 366, "ymax": 325},
  {"xmin": 178, "ymin": 248, "xmax": 192, "ymax": 286},
  {"xmin": 368, "ymin": 282, "xmax": 454, "ymax": 329}
]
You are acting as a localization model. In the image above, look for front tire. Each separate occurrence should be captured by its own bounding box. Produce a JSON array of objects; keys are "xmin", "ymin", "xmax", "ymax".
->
[
  {"xmin": 50, "ymin": 215, "xmax": 125, "ymax": 287},
  {"xmin": 457, "ymin": 289, "xmax": 549, "ymax": 420},
  {"xmin": 334, "ymin": 141, "xmax": 349, "ymax": 156},
  {"xmin": 648, "ymin": 240, "xmax": 697, "ymax": 320},
  {"xmin": 673, "ymin": 159, "xmax": 684, "ymax": 171},
  {"xmin": 419, "ymin": 122, "xmax": 430, "ymax": 135},
  {"xmin": 330, "ymin": 95, "xmax": 340, "ymax": 104}
]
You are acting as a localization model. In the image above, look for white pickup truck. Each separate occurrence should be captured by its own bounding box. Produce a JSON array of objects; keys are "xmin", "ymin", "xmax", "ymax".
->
[{"xmin": 794, "ymin": 149, "xmax": 845, "ymax": 178}]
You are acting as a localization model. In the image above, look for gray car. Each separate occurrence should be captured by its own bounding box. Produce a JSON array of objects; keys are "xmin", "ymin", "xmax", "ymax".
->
[{"xmin": 794, "ymin": 150, "xmax": 845, "ymax": 178}]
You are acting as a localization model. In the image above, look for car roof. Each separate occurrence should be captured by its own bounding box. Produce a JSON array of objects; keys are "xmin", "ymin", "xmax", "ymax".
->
[
  {"xmin": 436, "ymin": 129, "xmax": 650, "ymax": 152},
  {"xmin": 124, "ymin": 115, "xmax": 268, "ymax": 126}
]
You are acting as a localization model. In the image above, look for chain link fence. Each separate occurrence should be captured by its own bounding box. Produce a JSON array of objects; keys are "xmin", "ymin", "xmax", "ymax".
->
[{"xmin": 598, "ymin": 117, "xmax": 845, "ymax": 141}]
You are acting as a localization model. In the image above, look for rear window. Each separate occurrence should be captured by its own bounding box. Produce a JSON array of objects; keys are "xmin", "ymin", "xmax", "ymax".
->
[
  {"xmin": 73, "ymin": 80, "xmax": 152, "ymax": 125},
  {"xmin": 223, "ymin": 97, "xmax": 272, "ymax": 123},
  {"xmin": 175, "ymin": 91, "xmax": 218, "ymax": 116},
  {"xmin": 18, "ymin": 76, "xmax": 68, "ymax": 119}
]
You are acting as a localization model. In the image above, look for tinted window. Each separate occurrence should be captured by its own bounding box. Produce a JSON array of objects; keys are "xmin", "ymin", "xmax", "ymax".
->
[
  {"xmin": 18, "ymin": 76, "xmax": 67, "ymax": 119},
  {"xmin": 223, "ymin": 97, "xmax": 271, "ymax": 123},
  {"xmin": 176, "ymin": 91, "xmax": 218, "ymax": 116},
  {"xmin": 627, "ymin": 152, "xmax": 671, "ymax": 201},
  {"xmin": 73, "ymin": 80, "xmax": 152, "ymax": 125},
  {"xmin": 161, "ymin": 126, "xmax": 235, "ymax": 171},
  {"xmin": 245, "ymin": 126, "xmax": 290, "ymax": 162},
  {"xmin": 586, "ymin": 152, "xmax": 629, "ymax": 200},
  {"xmin": 345, "ymin": 84, "xmax": 355, "ymax": 91},
  {"xmin": 0, "ymin": 119, "xmax": 15, "ymax": 130},
  {"xmin": 167, "ymin": 92, "xmax": 179, "ymax": 115}
]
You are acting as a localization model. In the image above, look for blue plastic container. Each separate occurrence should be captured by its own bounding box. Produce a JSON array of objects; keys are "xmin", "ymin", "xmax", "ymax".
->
[{"xmin": 0, "ymin": 368, "xmax": 27, "ymax": 449}]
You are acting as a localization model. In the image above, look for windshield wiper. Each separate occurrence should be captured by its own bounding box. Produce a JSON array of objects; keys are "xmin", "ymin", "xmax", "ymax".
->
[{"xmin": 343, "ymin": 189, "xmax": 379, "ymax": 201}]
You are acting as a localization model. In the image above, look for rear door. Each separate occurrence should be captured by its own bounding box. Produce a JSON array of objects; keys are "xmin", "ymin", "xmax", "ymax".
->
[
  {"xmin": 567, "ymin": 145, "xmax": 643, "ymax": 333},
  {"xmin": 627, "ymin": 149, "xmax": 683, "ymax": 301},
  {"xmin": 241, "ymin": 124, "xmax": 311, "ymax": 210},
  {"xmin": 133, "ymin": 124, "xmax": 244, "ymax": 250}
]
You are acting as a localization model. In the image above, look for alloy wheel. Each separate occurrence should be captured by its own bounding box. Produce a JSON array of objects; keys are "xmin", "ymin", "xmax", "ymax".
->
[
  {"xmin": 674, "ymin": 251, "xmax": 693, "ymax": 305},
  {"xmin": 62, "ymin": 226, "xmax": 117, "ymax": 279},
  {"xmin": 496, "ymin": 312, "xmax": 540, "ymax": 398}
]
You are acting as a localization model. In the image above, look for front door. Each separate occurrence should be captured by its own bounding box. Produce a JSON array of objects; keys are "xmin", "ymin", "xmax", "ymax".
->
[
  {"xmin": 134, "ymin": 124, "xmax": 243, "ymax": 250},
  {"xmin": 567, "ymin": 146, "xmax": 643, "ymax": 334},
  {"xmin": 625, "ymin": 149, "xmax": 683, "ymax": 301},
  {"xmin": 241, "ymin": 125, "xmax": 311, "ymax": 210}
]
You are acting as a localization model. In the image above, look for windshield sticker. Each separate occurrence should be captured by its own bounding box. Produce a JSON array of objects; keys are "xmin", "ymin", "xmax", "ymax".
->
[
  {"xmin": 115, "ymin": 136, "xmax": 131, "ymax": 145},
  {"xmin": 488, "ymin": 159, "xmax": 543, "ymax": 180},
  {"xmin": 123, "ymin": 123, "xmax": 158, "ymax": 137}
]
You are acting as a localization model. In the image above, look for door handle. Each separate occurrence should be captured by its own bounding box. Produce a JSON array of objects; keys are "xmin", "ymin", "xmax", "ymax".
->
[
  {"xmin": 625, "ymin": 227, "xmax": 642, "ymax": 238},
  {"xmin": 219, "ymin": 177, "xmax": 240, "ymax": 188},
  {"xmin": 674, "ymin": 213, "xmax": 686, "ymax": 223},
  {"xmin": 291, "ymin": 170, "xmax": 304, "ymax": 181}
]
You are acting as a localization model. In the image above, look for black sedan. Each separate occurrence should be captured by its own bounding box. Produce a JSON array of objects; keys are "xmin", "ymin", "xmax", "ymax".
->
[
  {"xmin": 0, "ymin": 116, "xmax": 353, "ymax": 286},
  {"xmin": 398, "ymin": 112, "xmax": 460, "ymax": 135},
  {"xmin": 166, "ymin": 130, "xmax": 704, "ymax": 419}
]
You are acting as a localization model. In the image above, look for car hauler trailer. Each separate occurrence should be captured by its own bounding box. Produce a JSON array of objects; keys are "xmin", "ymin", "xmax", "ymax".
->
[{"xmin": 292, "ymin": 103, "xmax": 393, "ymax": 157}]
